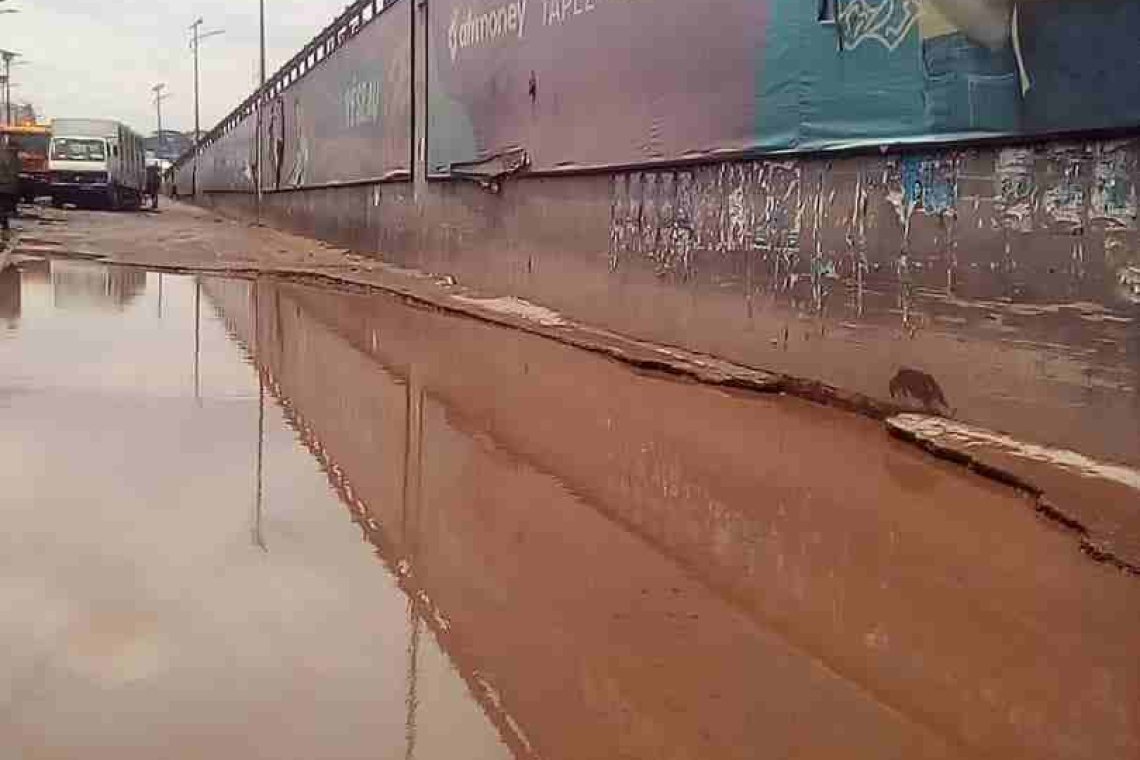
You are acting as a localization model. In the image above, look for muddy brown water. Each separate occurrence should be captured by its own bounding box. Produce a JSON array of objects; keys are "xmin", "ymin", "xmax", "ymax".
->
[{"xmin": 0, "ymin": 260, "xmax": 1137, "ymax": 760}]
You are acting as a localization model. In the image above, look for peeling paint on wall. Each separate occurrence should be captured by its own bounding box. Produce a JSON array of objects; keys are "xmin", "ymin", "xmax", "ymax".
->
[
  {"xmin": 1040, "ymin": 146, "xmax": 1087, "ymax": 230},
  {"xmin": 993, "ymin": 148, "xmax": 1035, "ymax": 233},
  {"xmin": 1091, "ymin": 141, "xmax": 1138, "ymax": 230},
  {"xmin": 610, "ymin": 139, "xmax": 1140, "ymax": 316}
]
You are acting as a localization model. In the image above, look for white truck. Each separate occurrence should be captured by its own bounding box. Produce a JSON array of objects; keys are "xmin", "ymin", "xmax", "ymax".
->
[{"xmin": 49, "ymin": 118, "xmax": 146, "ymax": 210}]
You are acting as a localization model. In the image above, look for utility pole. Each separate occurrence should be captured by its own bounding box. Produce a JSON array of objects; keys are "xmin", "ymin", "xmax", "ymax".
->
[
  {"xmin": 0, "ymin": 50, "xmax": 17, "ymax": 126},
  {"xmin": 152, "ymin": 83, "xmax": 170, "ymax": 158},
  {"xmin": 255, "ymin": 0, "xmax": 266, "ymax": 226},
  {"xmin": 189, "ymin": 19, "xmax": 224, "ymax": 194},
  {"xmin": 189, "ymin": 19, "xmax": 226, "ymax": 137},
  {"xmin": 259, "ymin": 0, "xmax": 266, "ymax": 93},
  {"xmin": 190, "ymin": 20, "xmax": 201, "ymax": 142}
]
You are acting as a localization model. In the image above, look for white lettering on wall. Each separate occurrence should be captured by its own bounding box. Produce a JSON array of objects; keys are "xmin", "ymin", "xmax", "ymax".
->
[
  {"xmin": 542, "ymin": 0, "xmax": 596, "ymax": 26},
  {"xmin": 344, "ymin": 77, "xmax": 382, "ymax": 129},
  {"xmin": 449, "ymin": 0, "xmax": 529, "ymax": 61}
]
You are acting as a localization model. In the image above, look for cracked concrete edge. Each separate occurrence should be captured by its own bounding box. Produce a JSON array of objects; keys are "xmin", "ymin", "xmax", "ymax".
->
[
  {"xmin": 235, "ymin": 255, "xmax": 1140, "ymax": 582},
  {"xmin": 93, "ymin": 254, "xmax": 789, "ymax": 394},
  {"xmin": 247, "ymin": 267, "xmax": 929, "ymax": 420},
  {"xmin": 97, "ymin": 252, "xmax": 928, "ymax": 424},
  {"xmin": 885, "ymin": 416, "xmax": 1140, "ymax": 577},
  {"xmin": 56, "ymin": 239, "xmax": 1139, "ymax": 576},
  {"xmin": 267, "ymin": 267, "xmax": 791, "ymax": 395},
  {"xmin": 95, "ymin": 253, "xmax": 975, "ymax": 437}
]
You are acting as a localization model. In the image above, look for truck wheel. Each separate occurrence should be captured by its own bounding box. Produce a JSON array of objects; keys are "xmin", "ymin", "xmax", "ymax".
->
[{"xmin": 51, "ymin": 196, "xmax": 63, "ymax": 209}]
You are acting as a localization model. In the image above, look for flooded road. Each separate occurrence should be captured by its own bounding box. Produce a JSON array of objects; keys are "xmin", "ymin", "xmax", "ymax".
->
[{"xmin": 1, "ymin": 258, "xmax": 1137, "ymax": 759}]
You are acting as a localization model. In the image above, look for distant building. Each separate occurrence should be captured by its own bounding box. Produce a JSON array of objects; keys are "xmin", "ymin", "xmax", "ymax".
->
[{"xmin": 144, "ymin": 129, "xmax": 194, "ymax": 162}]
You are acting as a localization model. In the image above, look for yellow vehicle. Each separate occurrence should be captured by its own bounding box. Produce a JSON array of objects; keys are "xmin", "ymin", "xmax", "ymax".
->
[{"xmin": 0, "ymin": 123, "xmax": 51, "ymax": 203}]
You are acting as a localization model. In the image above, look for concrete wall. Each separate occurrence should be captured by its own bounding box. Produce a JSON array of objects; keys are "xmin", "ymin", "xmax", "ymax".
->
[
  {"xmin": 197, "ymin": 137, "xmax": 1140, "ymax": 467},
  {"xmin": 183, "ymin": 0, "xmax": 1140, "ymax": 467}
]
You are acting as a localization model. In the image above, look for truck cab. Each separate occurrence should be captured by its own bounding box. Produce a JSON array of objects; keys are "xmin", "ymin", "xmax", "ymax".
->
[
  {"xmin": 49, "ymin": 134, "xmax": 111, "ymax": 208},
  {"xmin": 48, "ymin": 119, "xmax": 145, "ymax": 210}
]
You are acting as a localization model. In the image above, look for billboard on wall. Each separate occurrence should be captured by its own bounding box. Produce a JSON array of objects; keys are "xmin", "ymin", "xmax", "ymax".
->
[
  {"xmin": 428, "ymin": 0, "xmax": 1140, "ymax": 173},
  {"xmin": 200, "ymin": 116, "xmax": 256, "ymax": 193},
  {"xmin": 261, "ymin": 0, "xmax": 412, "ymax": 190}
]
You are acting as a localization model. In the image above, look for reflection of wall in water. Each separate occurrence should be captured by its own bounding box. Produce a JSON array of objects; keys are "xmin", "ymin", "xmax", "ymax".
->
[
  {"xmin": 0, "ymin": 265, "xmax": 20, "ymax": 327},
  {"xmin": 50, "ymin": 261, "xmax": 148, "ymax": 311},
  {"xmin": 15, "ymin": 257, "xmax": 50, "ymax": 286},
  {"xmin": 206, "ymin": 277, "xmax": 1140, "ymax": 760}
]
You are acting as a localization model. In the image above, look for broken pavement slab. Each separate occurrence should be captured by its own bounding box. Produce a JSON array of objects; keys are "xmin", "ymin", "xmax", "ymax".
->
[{"xmin": 887, "ymin": 413, "xmax": 1140, "ymax": 574}]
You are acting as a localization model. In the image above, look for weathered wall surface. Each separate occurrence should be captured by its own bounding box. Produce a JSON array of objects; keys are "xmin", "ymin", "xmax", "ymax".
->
[
  {"xmin": 198, "ymin": 139, "xmax": 1140, "ymax": 467},
  {"xmin": 199, "ymin": 117, "xmax": 255, "ymax": 193},
  {"xmin": 262, "ymin": 0, "xmax": 412, "ymax": 188},
  {"xmin": 182, "ymin": 0, "xmax": 1140, "ymax": 466}
]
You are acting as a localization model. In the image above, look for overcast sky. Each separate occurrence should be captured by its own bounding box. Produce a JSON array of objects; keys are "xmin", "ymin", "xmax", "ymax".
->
[{"xmin": 3, "ymin": 0, "xmax": 347, "ymax": 134}]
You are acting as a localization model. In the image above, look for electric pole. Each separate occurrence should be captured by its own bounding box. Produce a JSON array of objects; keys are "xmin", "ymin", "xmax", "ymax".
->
[
  {"xmin": 0, "ymin": 50, "xmax": 17, "ymax": 126},
  {"xmin": 255, "ymin": 0, "xmax": 266, "ymax": 225},
  {"xmin": 152, "ymin": 83, "xmax": 171, "ymax": 158},
  {"xmin": 189, "ymin": 19, "xmax": 224, "ymax": 195},
  {"xmin": 259, "ymin": 0, "xmax": 266, "ymax": 90},
  {"xmin": 189, "ymin": 19, "xmax": 226, "ymax": 139}
]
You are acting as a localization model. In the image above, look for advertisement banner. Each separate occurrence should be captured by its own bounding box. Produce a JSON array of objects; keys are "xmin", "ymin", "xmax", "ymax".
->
[
  {"xmin": 262, "ymin": 0, "xmax": 412, "ymax": 190},
  {"xmin": 428, "ymin": 0, "xmax": 1140, "ymax": 173},
  {"xmin": 201, "ymin": 116, "xmax": 256, "ymax": 193}
]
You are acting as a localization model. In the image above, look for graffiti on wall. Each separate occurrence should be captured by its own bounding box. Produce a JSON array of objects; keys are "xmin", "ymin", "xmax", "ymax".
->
[
  {"xmin": 608, "ymin": 140, "xmax": 1140, "ymax": 316},
  {"xmin": 836, "ymin": 0, "xmax": 921, "ymax": 51}
]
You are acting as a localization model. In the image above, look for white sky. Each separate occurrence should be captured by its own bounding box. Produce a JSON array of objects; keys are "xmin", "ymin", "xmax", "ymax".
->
[{"xmin": 2, "ymin": 0, "xmax": 348, "ymax": 134}]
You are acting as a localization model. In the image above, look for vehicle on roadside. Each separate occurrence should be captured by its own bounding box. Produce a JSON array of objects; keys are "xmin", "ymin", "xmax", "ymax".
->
[
  {"xmin": 0, "ymin": 138, "xmax": 21, "ymax": 230},
  {"xmin": 0, "ymin": 123, "xmax": 52, "ymax": 203},
  {"xmin": 48, "ymin": 118, "xmax": 146, "ymax": 210}
]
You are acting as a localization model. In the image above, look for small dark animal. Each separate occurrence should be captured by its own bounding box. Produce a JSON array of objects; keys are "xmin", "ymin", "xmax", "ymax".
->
[{"xmin": 889, "ymin": 367, "xmax": 951, "ymax": 414}]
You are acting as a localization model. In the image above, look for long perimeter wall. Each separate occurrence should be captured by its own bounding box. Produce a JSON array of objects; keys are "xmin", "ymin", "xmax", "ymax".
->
[{"xmin": 176, "ymin": 0, "xmax": 1140, "ymax": 467}]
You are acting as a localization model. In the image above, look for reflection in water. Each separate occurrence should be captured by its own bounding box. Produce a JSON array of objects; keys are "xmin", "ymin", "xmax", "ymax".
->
[
  {"xmin": 49, "ymin": 259, "xmax": 147, "ymax": 311},
  {"xmin": 1, "ymin": 259, "xmax": 1136, "ymax": 760},
  {"xmin": 194, "ymin": 279, "xmax": 201, "ymax": 404},
  {"xmin": 0, "ymin": 263, "xmax": 514, "ymax": 760},
  {"xmin": 251, "ymin": 281, "xmax": 267, "ymax": 553},
  {"xmin": 205, "ymin": 277, "xmax": 1140, "ymax": 760},
  {"xmin": 404, "ymin": 603, "xmax": 421, "ymax": 760},
  {"xmin": 252, "ymin": 365, "xmax": 267, "ymax": 552},
  {"xmin": 0, "ymin": 264, "xmax": 19, "ymax": 327}
]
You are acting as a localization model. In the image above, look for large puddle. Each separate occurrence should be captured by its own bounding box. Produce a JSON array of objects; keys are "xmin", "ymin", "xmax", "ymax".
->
[{"xmin": 1, "ymin": 259, "xmax": 1137, "ymax": 759}]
